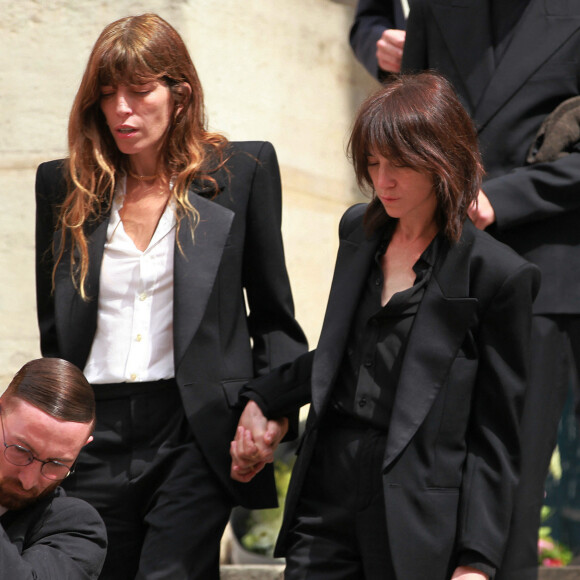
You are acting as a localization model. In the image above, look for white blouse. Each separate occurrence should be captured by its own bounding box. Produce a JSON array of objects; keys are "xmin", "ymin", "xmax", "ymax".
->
[{"xmin": 83, "ymin": 177, "xmax": 176, "ymax": 384}]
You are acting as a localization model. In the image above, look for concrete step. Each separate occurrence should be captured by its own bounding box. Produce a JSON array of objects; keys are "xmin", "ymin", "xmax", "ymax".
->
[
  {"xmin": 219, "ymin": 565, "xmax": 580, "ymax": 579},
  {"xmin": 221, "ymin": 565, "xmax": 283, "ymax": 580},
  {"xmin": 538, "ymin": 567, "xmax": 580, "ymax": 579}
]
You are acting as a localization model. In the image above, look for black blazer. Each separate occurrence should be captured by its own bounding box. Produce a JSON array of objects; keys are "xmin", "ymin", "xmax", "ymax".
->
[
  {"xmin": 245, "ymin": 205, "xmax": 540, "ymax": 578},
  {"xmin": 0, "ymin": 487, "xmax": 107, "ymax": 579},
  {"xmin": 350, "ymin": 0, "xmax": 407, "ymax": 79},
  {"xmin": 35, "ymin": 141, "xmax": 308, "ymax": 509},
  {"xmin": 402, "ymin": 0, "xmax": 580, "ymax": 315}
]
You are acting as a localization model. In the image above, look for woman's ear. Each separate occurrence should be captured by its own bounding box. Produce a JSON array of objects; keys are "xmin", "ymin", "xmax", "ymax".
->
[{"xmin": 174, "ymin": 82, "xmax": 192, "ymax": 119}]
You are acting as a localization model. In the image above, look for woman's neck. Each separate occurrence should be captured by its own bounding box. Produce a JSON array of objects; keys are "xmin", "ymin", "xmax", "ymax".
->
[
  {"xmin": 393, "ymin": 215, "xmax": 439, "ymax": 246},
  {"xmin": 119, "ymin": 176, "xmax": 172, "ymax": 252},
  {"xmin": 125, "ymin": 174, "xmax": 170, "ymax": 202},
  {"xmin": 127, "ymin": 151, "xmax": 163, "ymax": 182}
]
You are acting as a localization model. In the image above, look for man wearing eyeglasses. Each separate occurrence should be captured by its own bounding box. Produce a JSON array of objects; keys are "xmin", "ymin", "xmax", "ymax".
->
[{"xmin": 0, "ymin": 357, "xmax": 106, "ymax": 579}]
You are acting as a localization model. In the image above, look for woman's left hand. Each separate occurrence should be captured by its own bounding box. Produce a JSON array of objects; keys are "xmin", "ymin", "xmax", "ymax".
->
[{"xmin": 450, "ymin": 566, "xmax": 489, "ymax": 580}]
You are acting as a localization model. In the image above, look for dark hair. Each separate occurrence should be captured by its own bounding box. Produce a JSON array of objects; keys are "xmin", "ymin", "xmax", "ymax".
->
[
  {"xmin": 2, "ymin": 359, "xmax": 95, "ymax": 429},
  {"xmin": 348, "ymin": 71, "xmax": 483, "ymax": 241}
]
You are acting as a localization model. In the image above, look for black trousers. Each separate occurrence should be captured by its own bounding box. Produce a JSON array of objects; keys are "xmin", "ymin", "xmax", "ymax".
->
[
  {"xmin": 497, "ymin": 315, "xmax": 580, "ymax": 580},
  {"xmin": 62, "ymin": 381, "xmax": 233, "ymax": 580},
  {"xmin": 285, "ymin": 418, "xmax": 397, "ymax": 580}
]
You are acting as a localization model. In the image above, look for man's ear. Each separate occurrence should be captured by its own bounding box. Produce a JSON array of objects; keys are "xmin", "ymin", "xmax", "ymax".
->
[{"xmin": 174, "ymin": 82, "xmax": 192, "ymax": 119}]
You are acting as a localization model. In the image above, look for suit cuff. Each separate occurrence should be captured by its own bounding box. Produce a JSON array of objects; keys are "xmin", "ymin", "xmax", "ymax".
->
[{"xmin": 238, "ymin": 389, "xmax": 271, "ymax": 418}]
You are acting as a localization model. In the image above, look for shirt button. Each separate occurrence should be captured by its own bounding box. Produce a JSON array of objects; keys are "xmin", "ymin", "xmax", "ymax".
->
[
  {"xmin": 139, "ymin": 293, "xmax": 147, "ymax": 301},
  {"xmin": 375, "ymin": 278, "xmax": 381, "ymax": 286},
  {"xmin": 364, "ymin": 358, "xmax": 373, "ymax": 367},
  {"xmin": 358, "ymin": 397, "xmax": 367, "ymax": 408},
  {"xmin": 130, "ymin": 373, "xmax": 137, "ymax": 381},
  {"xmin": 136, "ymin": 334, "xmax": 142, "ymax": 342}
]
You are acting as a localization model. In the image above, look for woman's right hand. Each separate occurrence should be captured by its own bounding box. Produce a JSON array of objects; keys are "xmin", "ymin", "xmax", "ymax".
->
[{"xmin": 230, "ymin": 400, "xmax": 288, "ymax": 483}]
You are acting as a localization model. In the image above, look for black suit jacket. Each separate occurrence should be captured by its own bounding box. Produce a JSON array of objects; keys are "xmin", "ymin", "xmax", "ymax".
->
[
  {"xmin": 350, "ymin": 0, "xmax": 407, "ymax": 79},
  {"xmin": 35, "ymin": 141, "xmax": 307, "ymax": 509},
  {"xmin": 245, "ymin": 204, "xmax": 540, "ymax": 578},
  {"xmin": 402, "ymin": 0, "xmax": 580, "ymax": 314},
  {"xmin": 0, "ymin": 487, "xmax": 107, "ymax": 579}
]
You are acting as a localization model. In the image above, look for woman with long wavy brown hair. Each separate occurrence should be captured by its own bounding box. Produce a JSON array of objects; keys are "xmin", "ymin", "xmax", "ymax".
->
[{"xmin": 35, "ymin": 13, "xmax": 307, "ymax": 580}]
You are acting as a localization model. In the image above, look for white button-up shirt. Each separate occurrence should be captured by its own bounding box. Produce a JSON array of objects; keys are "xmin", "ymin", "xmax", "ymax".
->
[{"xmin": 84, "ymin": 178, "xmax": 176, "ymax": 384}]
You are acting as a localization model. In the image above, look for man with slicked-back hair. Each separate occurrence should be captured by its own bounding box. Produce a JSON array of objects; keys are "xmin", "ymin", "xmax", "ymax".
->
[{"xmin": 0, "ymin": 358, "xmax": 106, "ymax": 579}]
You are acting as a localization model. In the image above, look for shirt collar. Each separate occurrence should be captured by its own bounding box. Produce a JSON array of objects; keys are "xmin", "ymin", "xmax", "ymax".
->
[{"xmin": 376, "ymin": 221, "xmax": 443, "ymax": 275}]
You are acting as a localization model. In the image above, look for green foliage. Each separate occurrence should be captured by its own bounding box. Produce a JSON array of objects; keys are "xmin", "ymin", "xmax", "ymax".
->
[
  {"xmin": 538, "ymin": 506, "xmax": 573, "ymax": 567},
  {"xmin": 240, "ymin": 458, "xmax": 294, "ymax": 557}
]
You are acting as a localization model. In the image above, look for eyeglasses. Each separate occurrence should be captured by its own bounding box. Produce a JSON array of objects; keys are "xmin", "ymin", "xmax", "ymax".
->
[{"xmin": 0, "ymin": 406, "xmax": 75, "ymax": 481}]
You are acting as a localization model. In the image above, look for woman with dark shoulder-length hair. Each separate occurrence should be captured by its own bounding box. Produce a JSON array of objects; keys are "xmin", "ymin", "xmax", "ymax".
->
[
  {"xmin": 230, "ymin": 72, "xmax": 540, "ymax": 580},
  {"xmin": 35, "ymin": 13, "xmax": 307, "ymax": 580}
]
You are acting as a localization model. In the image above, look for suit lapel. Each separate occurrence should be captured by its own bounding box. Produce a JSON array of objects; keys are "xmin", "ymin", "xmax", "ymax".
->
[
  {"xmin": 53, "ymin": 217, "xmax": 109, "ymax": 368},
  {"xmin": 431, "ymin": 0, "xmax": 495, "ymax": 113},
  {"xmin": 173, "ymin": 182, "xmax": 234, "ymax": 369},
  {"xmin": 383, "ymin": 224, "xmax": 478, "ymax": 469},
  {"xmin": 476, "ymin": 0, "xmax": 580, "ymax": 129},
  {"xmin": 311, "ymin": 223, "xmax": 381, "ymax": 416},
  {"xmin": 54, "ymin": 173, "xmax": 233, "ymax": 371}
]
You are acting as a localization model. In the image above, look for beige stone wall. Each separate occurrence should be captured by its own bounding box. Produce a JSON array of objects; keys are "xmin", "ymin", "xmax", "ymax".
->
[{"xmin": 0, "ymin": 0, "xmax": 378, "ymax": 387}]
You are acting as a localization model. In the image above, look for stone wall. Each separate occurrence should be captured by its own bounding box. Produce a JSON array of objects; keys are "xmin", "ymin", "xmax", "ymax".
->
[{"xmin": 0, "ymin": 0, "xmax": 377, "ymax": 386}]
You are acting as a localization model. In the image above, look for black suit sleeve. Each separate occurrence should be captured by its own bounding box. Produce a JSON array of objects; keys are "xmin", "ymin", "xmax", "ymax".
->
[
  {"xmin": 457, "ymin": 260, "xmax": 540, "ymax": 566},
  {"xmin": 350, "ymin": 0, "xmax": 403, "ymax": 79},
  {"xmin": 242, "ymin": 141, "xmax": 308, "ymax": 376},
  {"xmin": 35, "ymin": 160, "xmax": 66, "ymax": 358},
  {"xmin": 484, "ymin": 149, "xmax": 580, "ymax": 230},
  {"xmin": 0, "ymin": 495, "xmax": 107, "ymax": 580},
  {"xmin": 241, "ymin": 350, "xmax": 316, "ymax": 419}
]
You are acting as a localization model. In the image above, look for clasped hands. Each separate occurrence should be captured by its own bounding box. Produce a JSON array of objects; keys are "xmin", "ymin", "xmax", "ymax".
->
[{"xmin": 230, "ymin": 400, "xmax": 288, "ymax": 483}]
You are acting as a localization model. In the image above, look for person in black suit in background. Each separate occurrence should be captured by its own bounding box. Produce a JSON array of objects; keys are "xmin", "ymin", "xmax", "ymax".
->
[
  {"xmin": 402, "ymin": 2, "xmax": 580, "ymax": 578},
  {"xmin": 0, "ymin": 358, "xmax": 106, "ymax": 580},
  {"xmin": 35, "ymin": 13, "xmax": 307, "ymax": 580},
  {"xmin": 349, "ymin": 0, "xmax": 408, "ymax": 77},
  {"xmin": 231, "ymin": 72, "xmax": 540, "ymax": 580}
]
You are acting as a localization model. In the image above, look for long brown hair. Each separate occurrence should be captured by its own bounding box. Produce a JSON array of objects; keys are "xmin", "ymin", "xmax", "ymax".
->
[
  {"xmin": 59, "ymin": 13, "xmax": 229, "ymax": 298},
  {"xmin": 348, "ymin": 71, "xmax": 483, "ymax": 241}
]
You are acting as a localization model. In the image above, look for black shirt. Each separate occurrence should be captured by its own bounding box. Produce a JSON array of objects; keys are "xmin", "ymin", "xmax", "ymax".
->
[{"xmin": 329, "ymin": 224, "xmax": 441, "ymax": 430}]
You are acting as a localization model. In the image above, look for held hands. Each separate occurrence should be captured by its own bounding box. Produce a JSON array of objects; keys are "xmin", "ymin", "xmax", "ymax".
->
[
  {"xmin": 451, "ymin": 566, "xmax": 489, "ymax": 580},
  {"xmin": 230, "ymin": 400, "xmax": 288, "ymax": 483},
  {"xmin": 468, "ymin": 190, "xmax": 496, "ymax": 230},
  {"xmin": 376, "ymin": 29, "xmax": 406, "ymax": 73}
]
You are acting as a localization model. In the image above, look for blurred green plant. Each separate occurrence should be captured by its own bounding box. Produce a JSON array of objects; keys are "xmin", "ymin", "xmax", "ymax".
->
[
  {"xmin": 539, "ymin": 506, "xmax": 573, "ymax": 567},
  {"xmin": 240, "ymin": 457, "xmax": 294, "ymax": 557}
]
